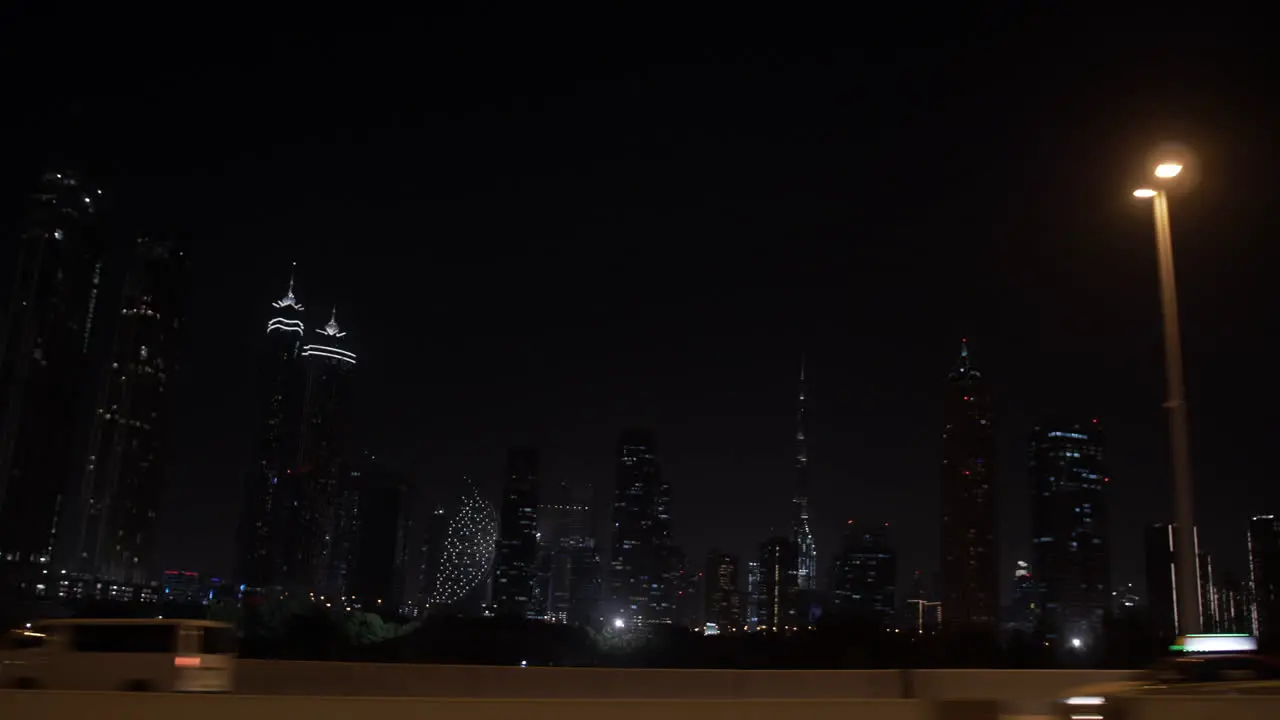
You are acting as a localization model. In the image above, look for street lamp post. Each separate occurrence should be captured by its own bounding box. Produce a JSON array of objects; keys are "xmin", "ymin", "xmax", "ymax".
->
[{"xmin": 1133, "ymin": 162, "xmax": 1200, "ymax": 636}]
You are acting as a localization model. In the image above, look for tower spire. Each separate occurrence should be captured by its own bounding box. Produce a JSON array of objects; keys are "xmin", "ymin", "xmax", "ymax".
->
[
  {"xmin": 796, "ymin": 353, "xmax": 807, "ymax": 470},
  {"xmin": 319, "ymin": 305, "xmax": 346, "ymax": 338},
  {"xmin": 792, "ymin": 352, "xmax": 816, "ymax": 597},
  {"xmin": 951, "ymin": 337, "xmax": 981, "ymax": 381},
  {"xmin": 271, "ymin": 262, "xmax": 304, "ymax": 312}
]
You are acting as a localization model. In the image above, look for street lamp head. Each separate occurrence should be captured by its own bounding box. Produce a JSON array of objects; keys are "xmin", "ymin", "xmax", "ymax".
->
[
  {"xmin": 1133, "ymin": 188, "xmax": 1158, "ymax": 198},
  {"xmin": 1154, "ymin": 163, "xmax": 1183, "ymax": 179}
]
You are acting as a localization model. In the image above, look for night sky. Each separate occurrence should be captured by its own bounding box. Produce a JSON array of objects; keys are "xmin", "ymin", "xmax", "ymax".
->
[{"xmin": 3, "ymin": 8, "xmax": 1276, "ymax": 601}]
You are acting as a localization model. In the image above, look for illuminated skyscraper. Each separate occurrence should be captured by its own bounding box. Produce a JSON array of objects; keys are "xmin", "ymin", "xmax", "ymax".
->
[
  {"xmin": 292, "ymin": 308, "xmax": 357, "ymax": 593},
  {"xmin": 238, "ymin": 266, "xmax": 309, "ymax": 591},
  {"xmin": 1029, "ymin": 421, "xmax": 1109, "ymax": 646},
  {"xmin": 70, "ymin": 238, "xmax": 190, "ymax": 584},
  {"xmin": 792, "ymin": 355, "xmax": 817, "ymax": 621},
  {"xmin": 609, "ymin": 429, "xmax": 673, "ymax": 626},
  {"xmin": 237, "ymin": 270, "xmax": 357, "ymax": 595},
  {"xmin": 757, "ymin": 536, "xmax": 796, "ymax": 632},
  {"xmin": 1248, "ymin": 514, "xmax": 1280, "ymax": 639},
  {"xmin": 0, "ymin": 171, "xmax": 108, "ymax": 598},
  {"xmin": 745, "ymin": 561, "xmax": 761, "ymax": 631},
  {"xmin": 495, "ymin": 448, "xmax": 540, "ymax": 618},
  {"xmin": 1145, "ymin": 522, "xmax": 1213, "ymax": 640},
  {"xmin": 703, "ymin": 551, "xmax": 740, "ymax": 629},
  {"xmin": 939, "ymin": 339, "xmax": 999, "ymax": 632}
]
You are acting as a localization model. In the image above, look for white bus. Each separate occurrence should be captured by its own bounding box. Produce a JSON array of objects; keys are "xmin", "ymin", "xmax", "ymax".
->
[{"xmin": 0, "ymin": 618, "xmax": 236, "ymax": 692}]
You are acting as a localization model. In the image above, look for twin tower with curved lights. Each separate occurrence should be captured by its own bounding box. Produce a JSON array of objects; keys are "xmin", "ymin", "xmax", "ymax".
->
[
  {"xmin": 240, "ymin": 264, "xmax": 359, "ymax": 595},
  {"xmin": 266, "ymin": 264, "xmax": 357, "ymax": 366}
]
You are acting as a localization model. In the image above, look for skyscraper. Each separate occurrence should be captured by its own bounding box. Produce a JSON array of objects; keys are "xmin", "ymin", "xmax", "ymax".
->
[
  {"xmin": 1248, "ymin": 514, "xmax": 1280, "ymax": 640},
  {"xmin": 1006, "ymin": 561, "xmax": 1040, "ymax": 633},
  {"xmin": 237, "ymin": 269, "xmax": 356, "ymax": 595},
  {"xmin": 1029, "ymin": 421, "xmax": 1109, "ymax": 645},
  {"xmin": 328, "ymin": 451, "xmax": 411, "ymax": 612},
  {"xmin": 703, "ymin": 550, "xmax": 740, "ymax": 630},
  {"xmin": 757, "ymin": 535, "xmax": 796, "ymax": 632},
  {"xmin": 292, "ymin": 308, "xmax": 357, "ymax": 594},
  {"xmin": 494, "ymin": 449, "xmax": 540, "ymax": 618},
  {"xmin": 830, "ymin": 521, "xmax": 897, "ymax": 628},
  {"xmin": 536, "ymin": 480, "xmax": 595, "ymax": 625},
  {"xmin": 69, "ymin": 237, "xmax": 189, "ymax": 584},
  {"xmin": 1144, "ymin": 523, "xmax": 1212, "ymax": 640},
  {"xmin": 0, "ymin": 171, "xmax": 109, "ymax": 598},
  {"xmin": 416, "ymin": 504, "xmax": 449, "ymax": 613},
  {"xmin": 939, "ymin": 339, "xmax": 999, "ymax": 632},
  {"xmin": 238, "ymin": 266, "xmax": 309, "ymax": 591},
  {"xmin": 745, "ymin": 560, "xmax": 761, "ymax": 631},
  {"xmin": 792, "ymin": 356, "xmax": 817, "ymax": 605},
  {"xmin": 609, "ymin": 429, "xmax": 673, "ymax": 627}
]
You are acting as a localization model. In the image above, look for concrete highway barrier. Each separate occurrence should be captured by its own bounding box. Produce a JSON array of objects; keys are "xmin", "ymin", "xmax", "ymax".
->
[
  {"xmin": 0, "ymin": 692, "xmax": 931, "ymax": 720},
  {"xmin": 7, "ymin": 690, "xmax": 1279, "ymax": 720},
  {"xmin": 235, "ymin": 661, "xmax": 1137, "ymax": 715}
]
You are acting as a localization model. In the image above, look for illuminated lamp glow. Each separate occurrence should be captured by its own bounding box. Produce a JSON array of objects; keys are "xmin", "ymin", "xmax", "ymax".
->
[
  {"xmin": 1064, "ymin": 697, "xmax": 1106, "ymax": 706},
  {"xmin": 1171, "ymin": 634, "xmax": 1257, "ymax": 653},
  {"xmin": 174, "ymin": 656, "xmax": 201, "ymax": 668},
  {"xmin": 1154, "ymin": 163, "xmax": 1183, "ymax": 178},
  {"xmin": 1133, "ymin": 188, "xmax": 1158, "ymax": 198}
]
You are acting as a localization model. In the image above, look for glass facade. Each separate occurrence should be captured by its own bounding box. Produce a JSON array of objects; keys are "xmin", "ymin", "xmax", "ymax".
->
[{"xmin": 1029, "ymin": 421, "xmax": 1109, "ymax": 646}]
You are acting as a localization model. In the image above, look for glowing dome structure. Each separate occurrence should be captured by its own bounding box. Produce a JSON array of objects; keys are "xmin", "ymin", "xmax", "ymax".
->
[{"xmin": 430, "ymin": 478, "xmax": 498, "ymax": 606}]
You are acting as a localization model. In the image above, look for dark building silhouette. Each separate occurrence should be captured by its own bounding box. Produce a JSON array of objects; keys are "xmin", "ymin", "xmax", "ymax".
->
[
  {"xmin": 757, "ymin": 535, "xmax": 797, "ymax": 632},
  {"xmin": 536, "ymin": 480, "xmax": 597, "ymax": 625},
  {"xmin": 330, "ymin": 452, "xmax": 410, "ymax": 611},
  {"xmin": 68, "ymin": 238, "xmax": 189, "ymax": 584},
  {"xmin": 1249, "ymin": 514, "xmax": 1280, "ymax": 640},
  {"xmin": 1216, "ymin": 572, "xmax": 1252, "ymax": 635},
  {"xmin": 0, "ymin": 172, "xmax": 109, "ymax": 598},
  {"xmin": 830, "ymin": 521, "xmax": 897, "ymax": 627},
  {"xmin": 1145, "ymin": 523, "xmax": 1212, "ymax": 640},
  {"xmin": 1029, "ymin": 421, "xmax": 1109, "ymax": 646},
  {"xmin": 416, "ymin": 504, "xmax": 449, "ymax": 613},
  {"xmin": 238, "ymin": 267, "xmax": 309, "ymax": 591},
  {"xmin": 292, "ymin": 308, "xmax": 357, "ymax": 594},
  {"xmin": 939, "ymin": 340, "xmax": 999, "ymax": 632},
  {"xmin": 1005, "ymin": 561, "xmax": 1040, "ymax": 633},
  {"xmin": 703, "ymin": 550, "xmax": 740, "ymax": 630},
  {"xmin": 673, "ymin": 557, "xmax": 702, "ymax": 629},
  {"xmin": 494, "ymin": 448, "xmax": 540, "ymax": 618},
  {"xmin": 567, "ymin": 482, "xmax": 602, "ymax": 627},
  {"xmin": 609, "ymin": 430, "xmax": 674, "ymax": 627}
]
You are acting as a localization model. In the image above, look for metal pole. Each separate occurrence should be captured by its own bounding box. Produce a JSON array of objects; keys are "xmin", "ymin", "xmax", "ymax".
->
[{"xmin": 1153, "ymin": 189, "xmax": 1201, "ymax": 635}]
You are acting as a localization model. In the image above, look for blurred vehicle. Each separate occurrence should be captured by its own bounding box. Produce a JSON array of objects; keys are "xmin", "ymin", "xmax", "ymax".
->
[
  {"xmin": 1056, "ymin": 635, "xmax": 1279, "ymax": 719},
  {"xmin": 0, "ymin": 618, "xmax": 236, "ymax": 692}
]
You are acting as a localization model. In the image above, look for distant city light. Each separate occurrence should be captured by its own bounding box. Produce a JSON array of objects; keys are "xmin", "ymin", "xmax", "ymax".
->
[{"xmin": 613, "ymin": 618, "xmax": 625, "ymax": 629}]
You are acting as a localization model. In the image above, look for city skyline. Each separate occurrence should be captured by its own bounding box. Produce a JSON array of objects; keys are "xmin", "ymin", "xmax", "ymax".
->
[{"xmin": 3, "ymin": 9, "xmax": 1277, "ymax": 614}]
